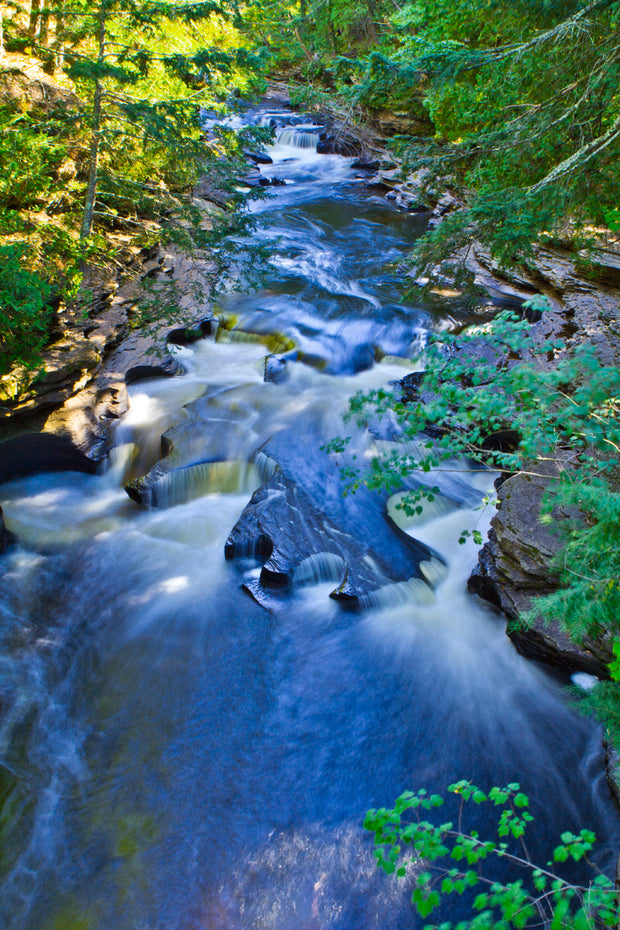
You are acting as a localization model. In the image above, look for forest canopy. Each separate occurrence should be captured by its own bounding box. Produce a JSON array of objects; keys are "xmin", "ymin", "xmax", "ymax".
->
[{"xmin": 268, "ymin": 0, "xmax": 620, "ymax": 266}]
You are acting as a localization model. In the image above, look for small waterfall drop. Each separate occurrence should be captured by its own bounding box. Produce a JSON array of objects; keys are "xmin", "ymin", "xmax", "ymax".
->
[{"xmin": 275, "ymin": 127, "xmax": 321, "ymax": 150}]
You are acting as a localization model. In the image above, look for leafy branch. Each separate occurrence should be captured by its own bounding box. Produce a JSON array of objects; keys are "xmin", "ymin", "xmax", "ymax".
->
[{"xmin": 365, "ymin": 782, "xmax": 619, "ymax": 929}]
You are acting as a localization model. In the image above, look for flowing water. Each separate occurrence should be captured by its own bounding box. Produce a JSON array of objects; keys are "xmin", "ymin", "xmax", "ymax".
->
[{"xmin": 0, "ymin": 111, "xmax": 618, "ymax": 929}]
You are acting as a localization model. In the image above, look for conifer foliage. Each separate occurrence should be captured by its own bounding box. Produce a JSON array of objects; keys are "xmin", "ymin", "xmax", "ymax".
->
[
  {"xmin": 289, "ymin": 0, "xmax": 620, "ymax": 265},
  {"xmin": 0, "ymin": 0, "xmax": 267, "ymax": 372}
]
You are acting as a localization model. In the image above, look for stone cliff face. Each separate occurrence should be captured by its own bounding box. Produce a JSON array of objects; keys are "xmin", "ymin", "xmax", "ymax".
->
[
  {"xmin": 468, "ymin": 470, "xmax": 612, "ymax": 677},
  {"xmin": 0, "ymin": 239, "xmax": 219, "ymax": 457},
  {"xmin": 465, "ymin": 243, "xmax": 620, "ymax": 675}
]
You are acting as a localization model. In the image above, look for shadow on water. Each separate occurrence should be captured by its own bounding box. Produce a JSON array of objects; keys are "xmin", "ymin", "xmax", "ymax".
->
[{"xmin": 0, "ymin": 108, "xmax": 619, "ymax": 929}]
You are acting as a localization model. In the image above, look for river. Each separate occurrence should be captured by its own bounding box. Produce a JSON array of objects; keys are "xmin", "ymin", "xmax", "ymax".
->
[{"xmin": 0, "ymin": 108, "xmax": 618, "ymax": 929}]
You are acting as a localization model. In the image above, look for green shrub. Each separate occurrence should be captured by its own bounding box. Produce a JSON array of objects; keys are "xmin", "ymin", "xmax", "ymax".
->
[
  {"xmin": 365, "ymin": 782, "xmax": 620, "ymax": 928},
  {"xmin": 0, "ymin": 242, "xmax": 53, "ymax": 374}
]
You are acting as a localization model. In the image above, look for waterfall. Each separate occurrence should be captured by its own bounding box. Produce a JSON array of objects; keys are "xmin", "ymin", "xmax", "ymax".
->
[
  {"xmin": 275, "ymin": 127, "xmax": 321, "ymax": 150},
  {"xmin": 149, "ymin": 460, "xmax": 263, "ymax": 508}
]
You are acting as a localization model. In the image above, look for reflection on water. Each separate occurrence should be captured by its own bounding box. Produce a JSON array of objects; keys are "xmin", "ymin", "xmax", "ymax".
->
[{"xmin": 0, "ymin": 109, "xmax": 618, "ymax": 930}]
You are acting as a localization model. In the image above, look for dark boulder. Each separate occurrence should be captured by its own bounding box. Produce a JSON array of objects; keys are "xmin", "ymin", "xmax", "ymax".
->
[
  {"xmin": 316, "ymin": 132, "xmax": 362, "ymax": 157},
  {"xmin": 0, "ymin": 505, "xmax": 16, "ymax": 554},
  {"xmin": 244, "ymin": 149, "xmax": 273, "ymax": 165},
  {"xmin": 351, "ymin": 158, "xmax": 381, "ymax": 171},
  {"xmin": 238, "ymin": 171, "xmax": 262, "ymax": 189},
  {"xmin": 225, "ymin": 469, "xmax": 440, "ymax": 609},
  {"xmin": 167, "ymin": 318, "xmax": 214, "ymax": 346},
  {"xmin": 0, "ymin": 433, "xmax": 97, "ymax": 486},
  {"xmin": 125, "ymin": 356, "xmax": 178, "ymax": 384},
  {"xmin": 467, "ymin": 469, "xmax": 611, "ymax": 677}
]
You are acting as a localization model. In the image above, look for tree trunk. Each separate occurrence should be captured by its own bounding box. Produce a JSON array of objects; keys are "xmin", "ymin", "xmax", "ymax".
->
[
  {"xmin": 365, "ymin": 0, "xmax": 378, "ymax": 42},
  {"xmin": 39, "ymin": 6, "xmax": 50, "ymax": 47},
  {"xmin": 326, "ymin": 0, "xmax": 338, "ymax": 52},
  {"xmin": 80, "ymin": 1, "xmax": 107, "ymax": 240},
  {"xmin": 54, "ymin": 0, "xmax": 66, "ymax": 70},
  {"xmin": 28, "ymin": 0, "xmax": 42, "ymax": 40}
]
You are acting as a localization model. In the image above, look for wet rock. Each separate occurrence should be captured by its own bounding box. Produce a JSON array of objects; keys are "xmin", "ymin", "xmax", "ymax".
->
[
  {"xmin": 395, "ymin": 372, "xmax": 444, "ymax": 438},
  {"xmin": 239, "ymin": 171, "xmax": 263, "ymax": 189},
  {"xmin": 225, "ymin": 469, "xmax": 439, "ymax": 608},
  {"xmin": 316, "ymin": 131, "xmax": 362, "ymax": 157},
  {"xmin": 366, "ymin": 166, "xmax": 431, "ymax": 212},
  {"xmin": 366, "ymin": 167, "xmax": 402, "ymax": 190},
  {"xmin": 507, "ymin": 618, "xmax": 608, "ymax": 678},
  {"xmin": 398, "ymin": 371, "xmax": 427, "ymax": 405},
  {"xmin": 0, "ymin": 505, "xmax": 17, "ymax": 554},
  {"xmin": 244, "ymin": 149, "xmax": 273, "ymax": 165},
  {"xmin": 0, "ymin": 433, "xmax": 98, "ymax": 486},
  {"xmin": 351, "ymin": 158, "xmax": 381, "ymax": 171},
  {"xmin": 167, "ymin": 319, "xmax": 214, "ymax": 346},
  {"xmin": 125, "ymin": 357, "xmax": 179, "ymax": 384},
  {"xmin": 124, "ymin": 407, "xmax": 277, "ymax": 507},
  {"xmin": 264, "ymin": 355, "xmax": 289, "ymax": 384},
  {"xmin": 395, "ymin": 192, "xmax": 429, "ymax": 213},
  {"xmin": 467, "ymin": 470, "xmax": 610, "ymax": 676}
]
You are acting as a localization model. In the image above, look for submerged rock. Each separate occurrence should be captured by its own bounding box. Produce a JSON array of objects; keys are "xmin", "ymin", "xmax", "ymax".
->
[
  {"xmin": 0, "ymin": 433, "xmax": 98, "ymax": 485},
  {"xmin": 264, "ymin": 355, "xmax": 289, "ymax": 384}
]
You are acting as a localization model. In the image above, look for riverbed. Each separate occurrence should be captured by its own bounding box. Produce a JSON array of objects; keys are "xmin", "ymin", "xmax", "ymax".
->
[{"xmin": 0, "ymin": 110, "xmax": 618, "ymax": 929}]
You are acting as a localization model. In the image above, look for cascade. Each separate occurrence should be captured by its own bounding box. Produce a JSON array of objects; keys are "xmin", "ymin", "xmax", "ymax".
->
[
  {"xmin": 275, "ymin": 127, "xmax": 321, "ymax": 149},
  {"xmin": 0, "ymin": 107, "xmax": 618, "ymax": 930}
]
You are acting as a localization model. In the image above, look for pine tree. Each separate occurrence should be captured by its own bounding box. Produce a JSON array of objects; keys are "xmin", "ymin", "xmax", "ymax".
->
[
  {"xmin": 286, "ymin": 0, "xmax": 620, "ymax": 266},
  {"xmin": 0, "ymin": 0, "xmax": 269, "ymax": 372}
]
